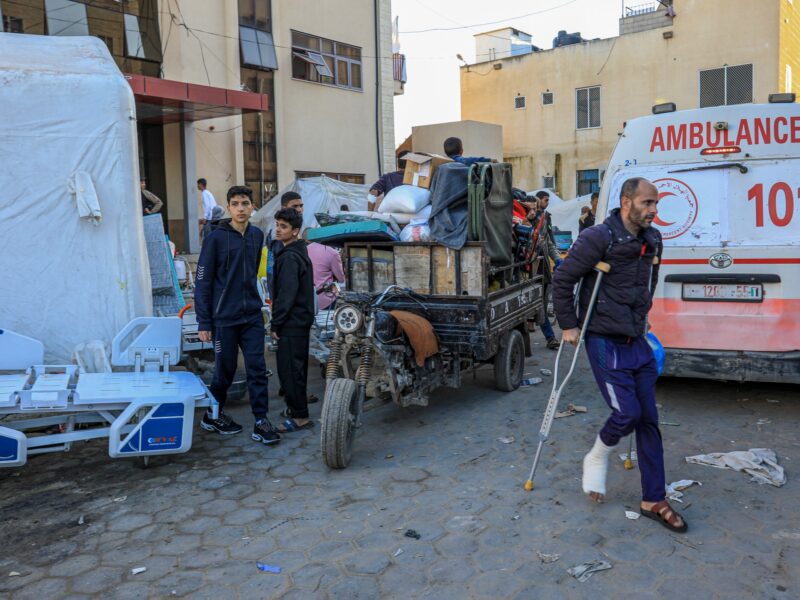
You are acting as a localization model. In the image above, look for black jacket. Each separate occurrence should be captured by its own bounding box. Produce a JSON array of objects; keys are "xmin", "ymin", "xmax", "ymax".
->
[
  {"xmin": 194, "ymin": 219, "xmax": 265, "ymax": 331},
  {"xmin": 271, "ymin": 240, "xmax": 315, "ymax": 336},
  {"xmin": 553, "ymin": 208, "xmax": 662, "ymax": 339}
]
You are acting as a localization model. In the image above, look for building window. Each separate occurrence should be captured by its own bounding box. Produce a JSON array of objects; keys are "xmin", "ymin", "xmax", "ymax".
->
[
  {"xmin": 699, "ymin": 64, "xmax": 753, "ymax": 108},
  {"xmin": 3, "ymin": 14, "xmax": 23, "ymax": 32},
  {"xmin": 239, "ymin": 0, "xmax": 270, "ymax": 30},
  {"xmin": 576, "ymin": 86, "xmax": 601, "ymax": 129},
  {"xmin": 240, "ymin": 26, "xmax": 278, "ymax": 70},
  {"xmin": 45, "ymin": 0, "xmax": 88, "ymax": 36},
  {"xmin": 576, "ymin": 169, "xmax": 600, "ymax": 196},
  {"xmin": 296, "ymin": 171, "xmax": 365, "ymax": 184},
  {"xmin": 542, "ymin": 175, "xmax": 555, "ymax": 189},
  {"xmin": 514, "ymin": 95, "xmax": 526, "ymax": 110},
  {"xmin": 542, "ymin": 91, "xmax": 554, "ymax": 105},
  {"xmin": 291, "ymin": 31, "xmax": 362, "ymax": 90}
]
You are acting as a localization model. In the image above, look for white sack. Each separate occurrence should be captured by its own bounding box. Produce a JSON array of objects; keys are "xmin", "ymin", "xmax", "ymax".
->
[
  {"xmin": 0, "ymin": 35, "xmax": 152, "ymax": 362},
  {"xmin": 384, "ymin": 204, "xmax": 432, "ymax": 226},
  {"xmin": 399, "ymin": 224, "xmax": 432, "ymax": 242},
  {"xmin": 379, "ymin": 185, "xmax": 431, "ymax": 214}
]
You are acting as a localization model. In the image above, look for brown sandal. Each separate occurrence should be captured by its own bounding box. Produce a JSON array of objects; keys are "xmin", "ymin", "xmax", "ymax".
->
[{"xmin": 640, "ymin": 500, "xmax": 688, "ymax": 533}]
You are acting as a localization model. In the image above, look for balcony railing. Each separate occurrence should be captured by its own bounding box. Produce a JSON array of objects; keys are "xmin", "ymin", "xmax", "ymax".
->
[
  {"xmin": 393, "ymin": 53, "xmax": 407, "ymax": 83},
  {"xmin": 625, "ymin": 2, "xmax": 659, "ymax": 16}
]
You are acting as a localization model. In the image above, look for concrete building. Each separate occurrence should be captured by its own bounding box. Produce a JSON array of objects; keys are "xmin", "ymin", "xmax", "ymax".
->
[
  {"xmin": 460, "ymin": 0, "xmax": 800, "ymax": 199},
  {"xmin": 0, "ymin": 0, "xmax": 402, "ymax": 252}
]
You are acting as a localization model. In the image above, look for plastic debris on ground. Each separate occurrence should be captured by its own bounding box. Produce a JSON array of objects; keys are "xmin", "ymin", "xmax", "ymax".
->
[
  {"xmin": 394, "ymin": 548, "xmax": 404, "ymax": 557},
  {"xmin": 625, "ymin": 511, "xmax": 640, "ymax": 520},
  {"xmin": 521, "ymin": 377, "xmax": 543, "ymax": 386},
  {"xmin": 685, "ymin": 449, "xmax": 786, "ymax": 487},
  {"xmin": 77, "ymin": 515, "xmax": 85, "ymax": 525},
  {"xmin": 540, "ymin": 369, "xmax": 553, "ymax": 376},
  {"xmin": 756, "ymin": 418, "xmax": 771, "ymax": 426},
  {"xmin": 567, "ymin": 560, "xmax": 612, "ymax": 582},
  {"xmin": 256, "ymin": 562, "xmax": 282, "ymax": 574},
  {"xmin": 131, "ymin": 567, "xmax": 147, "ymax": 575},
  {"xmin": 8, "ymin": 572, "xmax": 21, "ymax": 577},
  {"xmin": 404, "ymin": 529, "xmax": 421, "ymax": 540},
  {"xmin": 619, "ymin": 451, "xmax": 638, "ymax": 463},
  {"xmin": 537, "ymin": 551, "xmax": 560, "ymax": 564},
  {"xmin": 498, "ymin": 436, "xmax": 515, "ymax": 444},
  {"xmin": 113, "ymin": 496, "xmax": 127, "ymax": 502},
  {"xmin": 665, "ymin": 480, "xmax": 702, "ymax": 503},
  {"xmin": 554, "ymin": 404, "xmax": 587, "ymax": 419}
]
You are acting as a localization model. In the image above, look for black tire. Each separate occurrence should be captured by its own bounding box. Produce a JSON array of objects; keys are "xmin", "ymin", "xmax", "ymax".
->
[
  {"xmin": 320, "ymin": 378, "xmax": 358, "ymax": 469},
  {"xmin": 494, "ymin": 329, "xmax": 525, "ymax": 392}
]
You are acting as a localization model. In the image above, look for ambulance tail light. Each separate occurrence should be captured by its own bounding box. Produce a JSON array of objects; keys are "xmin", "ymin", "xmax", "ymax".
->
[
  {"xmin": 701, "ymin": 146, "xmax": 741, "ymax": 156},
  {"xmin": 768, "ymin": 92, "xmax": 796, "ymax": 103}
]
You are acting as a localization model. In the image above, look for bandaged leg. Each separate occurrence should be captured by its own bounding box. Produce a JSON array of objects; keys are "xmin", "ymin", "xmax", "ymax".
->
[{"xmin": 583, "ymin": 434, "xmax": 614, "ymax": 498}]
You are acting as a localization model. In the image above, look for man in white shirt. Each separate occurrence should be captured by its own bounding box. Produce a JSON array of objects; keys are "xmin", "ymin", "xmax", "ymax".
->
[{"xmin": 197, "ymin": 178, "xmax": 218, "ymax": 226}]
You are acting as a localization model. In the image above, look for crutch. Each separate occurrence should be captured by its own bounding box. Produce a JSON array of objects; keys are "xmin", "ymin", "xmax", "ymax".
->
[
  {"xmin": 524, "ymin": 261, "xmax": 611, "ymax": 491},
  {"xmin": 623, "ymin": 255, "xmax": 660, "ymax": 471}
]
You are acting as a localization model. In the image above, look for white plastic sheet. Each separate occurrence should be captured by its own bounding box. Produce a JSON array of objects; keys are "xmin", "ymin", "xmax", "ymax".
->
[
  {"xmin": 0, "ymin": 35, "xmax": 152, "ymax": 362},
  {"xmin": 251, "ymin": 176, "xmax": 371, "ymax": 234}
]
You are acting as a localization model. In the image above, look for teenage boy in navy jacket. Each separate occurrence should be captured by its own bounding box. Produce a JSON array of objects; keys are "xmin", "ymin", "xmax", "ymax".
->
[{"xmin": 195, "ymin": 185, "xmax": 280, "ymax": 445}]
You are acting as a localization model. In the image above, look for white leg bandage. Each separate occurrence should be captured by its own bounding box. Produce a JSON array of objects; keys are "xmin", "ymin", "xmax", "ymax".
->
[{"xmin": 582, "ymin": 435, "xmax": 614, "ymax": 496}]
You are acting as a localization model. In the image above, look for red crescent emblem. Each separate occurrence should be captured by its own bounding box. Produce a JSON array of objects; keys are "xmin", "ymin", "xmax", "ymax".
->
[{"xmin": 654, "ymin": 191, "xmax": 676, "ymax": 227}]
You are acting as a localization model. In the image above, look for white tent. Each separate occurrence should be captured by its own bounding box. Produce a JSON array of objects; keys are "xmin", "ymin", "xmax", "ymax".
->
[
  {"xmin": 251, "ymin": 175, "xmax": 371, "ymax": 234},
  {"xmin": 526, "ymin": 187, "xmax": 565, "ymax": 206},
  {"xmin": 548, "ymin": 194, "xmax": 593, "ymax": 234},
  {"xmin": 0, "ymin": 34, "xmax": 151, "ymax": 362}
]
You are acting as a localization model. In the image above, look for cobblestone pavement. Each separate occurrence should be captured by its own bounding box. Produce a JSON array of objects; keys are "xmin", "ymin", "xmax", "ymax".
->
[{"xmin": 1, "ymin": 335, "xmax": 798, "ymax": 599}]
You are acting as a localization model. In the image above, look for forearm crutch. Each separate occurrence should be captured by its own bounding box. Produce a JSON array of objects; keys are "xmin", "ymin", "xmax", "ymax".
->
[
  {"xmin": 623, "ymin": 255, "xmax": 660, "ymax": 471},
  {"xmin": 524, "ymin": 261, "xmax": 611, "ymax": 491}
]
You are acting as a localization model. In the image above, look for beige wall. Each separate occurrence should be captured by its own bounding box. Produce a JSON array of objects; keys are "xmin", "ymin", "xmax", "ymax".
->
[
  {"xmin": 157, "ymin": 0, "xmax": 244, "ymax": 223},
  {"xmin": 461, "ymin": 0, "xmax": 781, "ymax": 198},
  {"xmin": 272, "ymin": 0, "xmax": 395, "ymax": 188},
  {"xmin": 411, "ymin": 120, "xmax": 503, "ymax": 160},
  {"xmin": 780, "ymin": 0, "xmax": 800, "ymax": 95},
  {"xmin": 155, "ymin": 0, "xmax": 395, "ymax": 223}
]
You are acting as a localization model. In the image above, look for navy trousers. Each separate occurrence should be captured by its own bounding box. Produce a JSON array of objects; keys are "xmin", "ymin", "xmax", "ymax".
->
[
  {"xmin": 585, "ymin": 334, "xmax": 666, "ymax": 502},
  {"xmin": 210, "ymin": 319, "xmax": 269, "ymax": 419},
  {"xmin": 276, "ymin": 334, "xmax": 310, "ymax": 420}
]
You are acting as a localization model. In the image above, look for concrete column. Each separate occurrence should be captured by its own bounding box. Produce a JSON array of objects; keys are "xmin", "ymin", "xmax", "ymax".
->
[{"xmin": 181, "ymin": 122, "xmax": 200, "ymax": 254}]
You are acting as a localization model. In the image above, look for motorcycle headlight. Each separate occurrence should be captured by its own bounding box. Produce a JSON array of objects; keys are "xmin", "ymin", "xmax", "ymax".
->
[{"xmin": 334, "ymin": 305, "xmax": 363, "ymax": 334}]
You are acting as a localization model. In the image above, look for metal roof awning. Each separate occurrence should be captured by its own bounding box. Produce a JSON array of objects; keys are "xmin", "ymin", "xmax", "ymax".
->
[{"xmin": 125, "ymin": 74, "xmax": 269, "ymax": 124}]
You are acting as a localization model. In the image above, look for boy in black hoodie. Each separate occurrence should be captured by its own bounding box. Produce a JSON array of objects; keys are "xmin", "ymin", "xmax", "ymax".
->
[
  {"xmin": 195, "ymin": 185, "xmax": 280, "ymax": 445},
  {"xmin": 270, "ymin": 208, "xmax": 315, "ymax": 432}
]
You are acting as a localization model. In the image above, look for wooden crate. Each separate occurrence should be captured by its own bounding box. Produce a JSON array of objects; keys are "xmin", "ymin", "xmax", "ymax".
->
[
  {"xmin": 394, "ymin": 245, "xmax": 483, "ymax": 296},
  {"xmin": 348, "ymin": 247, "xmax": 394, "ymax": 293}
]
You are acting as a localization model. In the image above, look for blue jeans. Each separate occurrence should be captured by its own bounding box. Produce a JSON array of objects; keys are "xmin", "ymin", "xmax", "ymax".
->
[
  {"xmin": 540, "ymin": 314, "xmax": 555, "ymax": 340},
  {"xmin": 585, "ymin": 334, "xmax": 665, "ymax": 502}
]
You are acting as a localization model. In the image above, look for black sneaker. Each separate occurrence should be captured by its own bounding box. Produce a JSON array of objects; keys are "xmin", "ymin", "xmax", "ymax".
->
[
  {"xmin": 252, "ymin": 418, "xmax": 281, "ymax": 445},
  {"xmin": 546, "ymin": 337, "xmax": 560, "ymax": 350},
  {"xmin": 200, "ymin": 411, "xmax": 243, "ymax": 435}
]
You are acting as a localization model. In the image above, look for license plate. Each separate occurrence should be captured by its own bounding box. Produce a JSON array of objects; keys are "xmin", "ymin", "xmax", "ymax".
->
[{"xmin": 682, "ymin": 283, "xmax": 763, "ymax": 302}]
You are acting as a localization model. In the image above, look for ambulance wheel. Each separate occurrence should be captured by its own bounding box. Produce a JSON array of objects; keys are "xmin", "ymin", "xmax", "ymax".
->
[
  {"xmin": 321, "ymin": 378, "xmax": 358, "ymax": 469},
  {"xmin": 494, "ymin": 329, "xmax": 525, "ymax": 392}
]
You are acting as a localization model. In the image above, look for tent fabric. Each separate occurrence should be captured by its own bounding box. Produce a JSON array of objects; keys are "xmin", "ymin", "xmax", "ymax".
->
[
  {"xmin": 251, "ymin": 176, "xmax": 371, "ymax": 236},
  {"xmin": 547, "ymin": 194, "xmax": 592, "ymax": 235},
  {"xmin": 0, "ymin": 34, "xmax": 152, "ymax": 362}
]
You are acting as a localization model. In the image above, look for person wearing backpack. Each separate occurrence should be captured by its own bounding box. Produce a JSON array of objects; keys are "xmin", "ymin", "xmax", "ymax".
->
[{"xmin": 552, "ymin": 177, "xmax": 687, "ymax": 533}]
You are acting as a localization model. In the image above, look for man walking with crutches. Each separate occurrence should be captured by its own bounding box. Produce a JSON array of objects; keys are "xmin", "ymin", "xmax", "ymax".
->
[{"xmin": 552, "ymin": 177, "xmax": 687, "ymax": 533}]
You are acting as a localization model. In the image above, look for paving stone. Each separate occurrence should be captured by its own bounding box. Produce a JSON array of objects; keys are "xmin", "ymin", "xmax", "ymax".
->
[
  {"xmin": 149, "ymin": 570, "xmax": 206, "ymax": 597},
  {"xmin": 434, "ymin": 534, "xmax": 480, "ymax": 557},
  {"xmin": 327, "ymin": 575, "xmax": 381, "ymax": 600},
  {"xmin": 151, "ymin": 535, "xmax": 202, "ymax": 556},
  {"xmin": 177, "ymin": 516, "xmax": 222, "ymax": 535},
  {"xmin": 69, "ymin": 566, "xmax": 125, "ymax": 595},
  {"xmin": 177, "ymin": 545, "xmax": 230, "ymax": 569},
  {"xmin": 290, "ymin": 561, "xmax": 343, "ymax": 590},
  {"xmin": 428, "ymin": 558, "xmax": 477, "ymax": 584},
  {"xmin": 221, "ymin": 507, "xmax": 265, "ymax": 526},
  {"xmin": 48, "ymin": 554, "xmax": 99, "ymax": 577},
  {"xmin": 105, "ymin": 582, "xmax": 150, "ymax": 600},
  {"xmin": 12, "ymin": 578, "xmax": 68, "ymax": 600},
  {"xmin": 344, "ymin": 552, "xmax": 391, "ymax": 575}
]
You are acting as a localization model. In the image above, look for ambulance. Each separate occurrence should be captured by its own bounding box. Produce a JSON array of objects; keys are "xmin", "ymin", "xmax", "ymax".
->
[{"xmin": 597, "ymin": 97, "xmax": 800, "ymax": 383}]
